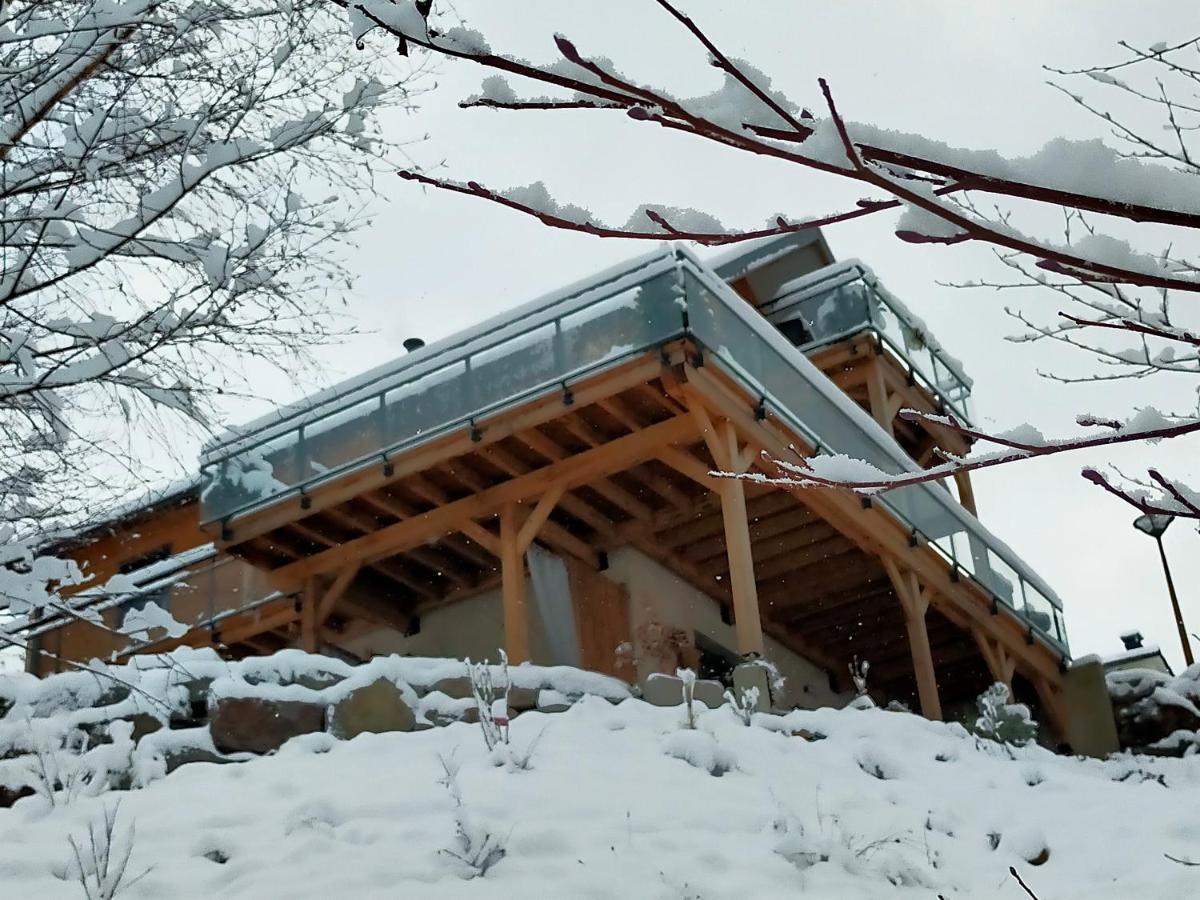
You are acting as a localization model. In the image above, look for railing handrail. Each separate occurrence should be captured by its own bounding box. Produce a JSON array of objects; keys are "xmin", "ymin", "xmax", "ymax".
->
[
  {"xmin": 198, "ymin": 245, "xmax": 1066, "ymax": 650},
  {"xmin": 675, "ymin": 250, "xmax": 1066, "ymax": 620},
  {"xmin": 201, "ymin": 249, "xmax": 679, "ymax": 466},
  {"xmin": 764, "ymin": 259, "xmax": 974, "ymax": 412}
]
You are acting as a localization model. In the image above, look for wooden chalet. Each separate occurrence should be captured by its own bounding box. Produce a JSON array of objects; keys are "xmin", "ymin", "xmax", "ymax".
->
[{"xmin": 21, "ymin": 232, "xmax": 1074, "ymax": 733}]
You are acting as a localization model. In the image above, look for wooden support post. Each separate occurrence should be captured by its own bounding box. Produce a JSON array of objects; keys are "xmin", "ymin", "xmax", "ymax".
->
[
  {"xmin": 500, "ymin": 502, "xmax": 530, "ymax": 665},
  {"xmin": 972, "ymin": 629, "xmax": 1016, "ymax": 697},
  {"xmin": 953, "ymin": 470, "xmax": 979, "ymax": 517},
  {"xmin": 301, "ymin": 575, "xmax": 319, "ymax": 653},
  {"xmin": 317, "ymin": 563, "xmax": 362, "ymax": 628},
  {"xmin": 865, "ymin": 359, "xmax": 894, "ymax": 436},
  {"xmin": 689, "ymin": 399, "xmax": 765, "ymax": 659},
  {"xmin": 1033, "ymin": 676, "xmax": 1069, "ymax": 743},
  {"xmin": 499, "ymin": 484, "xmax": 567, "ymax": 665},
  {"xmin": 883, "ymin": 559, "xmax": 943, "ymax": 721},
  {"xmin": 718, "ymin": 475, "xmax": 765, "ymax": 657}
]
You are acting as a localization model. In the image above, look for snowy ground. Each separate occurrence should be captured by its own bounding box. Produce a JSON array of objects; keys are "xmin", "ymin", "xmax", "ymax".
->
[{"xmin": 1, "ymin": 695, "xmax": 1197, "ymax": 899}]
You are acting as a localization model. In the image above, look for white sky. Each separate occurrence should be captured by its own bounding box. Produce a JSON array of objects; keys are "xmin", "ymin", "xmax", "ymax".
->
[{"xmin": 219, "ymin": 1, "xmax": 1200, "ymax": 670}]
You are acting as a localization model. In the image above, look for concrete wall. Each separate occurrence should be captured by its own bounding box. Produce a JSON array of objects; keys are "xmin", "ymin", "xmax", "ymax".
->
[
  {"xmin": 347, "ymin": 545, "xmax": 849, "ymax": 711},
  {"xmin": 603, "ymin": 546, "xmax": 849, "ymax": 710},
  {"xmin": 343, "ymin": 577, "xmax": 552, "ymax": 666}
]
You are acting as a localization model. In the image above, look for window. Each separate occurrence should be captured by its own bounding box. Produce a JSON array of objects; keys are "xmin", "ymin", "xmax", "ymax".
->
[
  {"xmin": 695, "ymin": 632, "xmax": 739, "ymax": 687},
  {"xmin": 119, "ymin": 544, "xmax": 172, "ymax": 616}
]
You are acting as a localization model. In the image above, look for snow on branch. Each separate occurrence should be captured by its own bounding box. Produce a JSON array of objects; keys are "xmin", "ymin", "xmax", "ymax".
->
[
  {"xmin": 739, "ymin": 406, "xmax": 1200, "ymax": 520},
  {"xmin": 341, "ymin": 1, "xmax": 1200, "ymax": 292}
]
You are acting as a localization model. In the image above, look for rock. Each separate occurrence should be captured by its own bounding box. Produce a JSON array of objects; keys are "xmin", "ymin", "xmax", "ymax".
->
[
  {"xmin": 291, "ymin": 671, "xmax": 346, "ymax": 692},
  {"xmin": 170, "ymin": 678, "xmax": 214, "ymax": 727},
  {"xmin": 163, "ymin": 745, "xmax": 238, "ymax": 775},
  {"xmin": 1116, "ymin": 691, "xmax": 1200, "ymax": 751},
  {"xmin": 209, "ymin": 698, "xmax": 324, "ymax": 754},
  {"xmin": 328, "ymin": 678, "xmax": 415, "ymax": 740},
  {"xmin": 508, "ymin": 686, "xmax": 539, "ymax": 714},
  {"xmin": 537, "ymin": 689, "xmax": 572, "ymax": 714},
  {"xmin": 732, "ymin": 663, "xmax": 772, "ymax": 712},
  {"xmin": 81, "ymin": 713, "xmax": 162, "ymax": 746},
  {"xmin": 430, "ymin": 676, "xmax": 474, "ymax": 700},
  {"xmin": 641, "ymin": 674, "xmax": 685, "ymax": 707},
  {"xmin": 0, "ymin": 784, "xmax": 34, "ymax": 809},
  {"xmin": 693, "ymin": 680, "xmax": 726, "ymax": 710},
  {"xmin": 95, "ymin": 683, "xmax": 133, "ymax": 708},
  {"xmin": 641, "ymin": 674, "xmax": 725, "ymax": 709}
]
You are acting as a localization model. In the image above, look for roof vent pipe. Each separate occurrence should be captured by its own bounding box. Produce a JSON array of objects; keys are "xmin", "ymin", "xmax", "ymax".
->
[
  {"xmin": 1120, "ymin": 630, "xmax": 1145, "ymax": 650},
  {"xmin": 403, "ymin": 337, "xmax": 425, "ymax": 353}
]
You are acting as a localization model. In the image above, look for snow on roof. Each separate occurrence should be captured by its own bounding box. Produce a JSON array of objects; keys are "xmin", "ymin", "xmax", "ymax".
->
[
  {"xmin": 705, "ymin": 229, "xmax": 831, "ymax": 280},
  {"xmin": 33, "ymin": 475, "xmax": 200, "ymax": 554},
  {"xmin": 1102, "ymin": 644, "xmax": 1170, "ymax": 670}
]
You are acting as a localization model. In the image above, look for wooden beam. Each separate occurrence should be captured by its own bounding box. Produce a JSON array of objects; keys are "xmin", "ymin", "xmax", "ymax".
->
[
  {"xmin": 317, "ymin": 563, "xmax": 362, "ymax": 627},
  {"xmin": 718, "ymin": 471, "xmax": 764, "ymax": 657},
  {"xmin": 301, "ymin": 576, "xmax": 319, "ymax": 652},
  {"xmin": 400, "ymin": 474, "xmax": 503, "ymax": 558},
  {"xmin": 517, "ymin": 482, "xmax": 566, "ymax": 551},
  {"xmin": 954, "ymin": 470, "xmax": 979, "ymax": 517},
  {"xmin": 500, "ymin": 503, "xmax": 530, "ymax": 665},
  {"xmin": 654, "ymin": 444, "xmax": 718, "ymax": 490},
  {"xmin": 518, "ymin": 424, "xmax": 654, "ymax": 521},
  {"xmin": 425, "ymin": 465, "xmax": 593, "ymax": 566},
  {"xmin": 973, "ymin": 628, "xmax": 1016, "ymax": 696},
  {"xmin": 680, "ymin": 362, "xmax": 1065, "ymax": 688},
  {"xmin": 267, "ymin": 413, "xmax": 697, "ymax": 586},
  {"xmin": 883, "ymin": 558, "xmax": 942, "ymax": 721},
  {"xmin": 216, "ymin": 355, "xmax": 667, "ymax": 547},
  {"xmin": 1034, "ymin": 677, "xmax": 1069, "ymax": 743},
  {"xmin": 865, "ymin": 357, "xmax": 894, "ymax": 435}
]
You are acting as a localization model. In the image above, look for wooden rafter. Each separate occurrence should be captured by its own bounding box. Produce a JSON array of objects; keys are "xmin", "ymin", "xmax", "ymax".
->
[
  {"xmin": 680, "ymin": 360, "xmax": 1064, "ymax": 691},
  {"xmin": 265, "ymin": 413, "xmax": 698, "ymax": 587}
]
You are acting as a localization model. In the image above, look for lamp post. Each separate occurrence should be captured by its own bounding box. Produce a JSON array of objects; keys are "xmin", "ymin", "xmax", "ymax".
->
[{"xmin": 1133, "ymin": 513, "xmax": 1194, "ymax": 667}]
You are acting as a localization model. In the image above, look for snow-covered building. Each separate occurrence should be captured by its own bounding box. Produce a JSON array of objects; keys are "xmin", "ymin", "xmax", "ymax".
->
[{"xmin": 23, "ymin": 232, "xmax": 1083, "ymax": 739}]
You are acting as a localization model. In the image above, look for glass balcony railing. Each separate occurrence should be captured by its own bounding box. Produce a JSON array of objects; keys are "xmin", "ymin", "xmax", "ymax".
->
[
  {"xmin": 200, "ymin": 249, "xmax": 1068, "ymax": 655},
  {"xmin": 761, "ymin": 261, "xmax": 974, "ymax": 422}
]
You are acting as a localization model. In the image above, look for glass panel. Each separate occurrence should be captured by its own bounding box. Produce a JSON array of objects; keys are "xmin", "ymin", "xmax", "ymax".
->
[
  {"xmin": 199, "ymin": 431, "xmax": 298, "ymax": 518},
  {"xmin": 1022, "ymin": 582, "xmax": 1058, "ymax": 640},
  {"xmin": 202, "ymin": 266, "xmax": 688, "ymax": 521},
  {"xmin": 303, "ymin": 397, "xmax": 384, "ymax": 481},
  {"xmin": 382, "ymin": 359, "xmax": 469, "ymax": 447},
  {"xmin": 981, "ymin": 551, "xmax": 1022, "ymax": 608},
  {"xmin": 679, "ymin": 262, "xmax": 1066, "ymax": 649}
]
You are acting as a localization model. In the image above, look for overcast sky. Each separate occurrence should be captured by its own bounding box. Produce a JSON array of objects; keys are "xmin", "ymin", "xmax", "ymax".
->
[{"xmin": 223, "ymin": 1, "xmax": 1199, "ymax": 669}]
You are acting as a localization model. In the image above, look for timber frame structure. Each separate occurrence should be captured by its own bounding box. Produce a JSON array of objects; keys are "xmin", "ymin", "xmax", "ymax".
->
[{"xmin": 25, "ymin": 232, "xmax": 1073, "ymax": 734}]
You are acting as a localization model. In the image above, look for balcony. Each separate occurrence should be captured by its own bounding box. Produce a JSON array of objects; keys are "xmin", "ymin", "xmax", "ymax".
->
[
  {"xmin": 199, "ymin": 247, "xmax": 1067, "ymax": 655},
  {"xmin": 759, "ymin": 260, "xmax": 973, "ymax": 423}
]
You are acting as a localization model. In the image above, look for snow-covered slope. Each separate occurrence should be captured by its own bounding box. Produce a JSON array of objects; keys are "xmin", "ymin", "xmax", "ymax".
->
[{"xmin": 1, "ymin": 695, "xmax": 1197, "ymax": 899}]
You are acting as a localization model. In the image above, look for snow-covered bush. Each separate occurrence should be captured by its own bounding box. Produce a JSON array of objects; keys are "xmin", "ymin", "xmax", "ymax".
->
[
  {"xmin": 773, "ymin": 811, "xmax": 933, "ymax": 888},
  {"xmin": 971, "ymin": 683, "xmax": 1037, "ymax": 748},
  {"xmin": 724, "ymin": 685, "xmax": 760, "ymax": 726},
  {"xmin": 663, "ymin": 730, "xmax": 736, "ymax": 777},
  {"xmin": 67, "ymin": 803, "xmax": 146, "ymax": 900},
  {"xmin": 467, "ymin": 652, "xmax": 510, "ymax": 752},
  {"xmin": 437, "ymin": 754, "xmax": 506, "ymax": 878},
  {"xmin": 677, "ymin": 667, "xmax": 697, "ymax": 729},
  {"xmin": 847, "ymin": 657, "xmax": 876, "ymax": 710}
]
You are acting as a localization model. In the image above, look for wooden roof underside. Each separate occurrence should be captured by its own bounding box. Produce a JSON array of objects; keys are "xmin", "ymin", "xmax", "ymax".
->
[{"xmin": 207, "ymin": 346, "xmax": 1033, "ymax": 707}]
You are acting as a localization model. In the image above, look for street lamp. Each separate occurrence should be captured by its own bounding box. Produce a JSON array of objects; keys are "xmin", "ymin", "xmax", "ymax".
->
[{"xmin": 1133, "ymin": 513, "xmax": 1194, "ymax": 667}]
